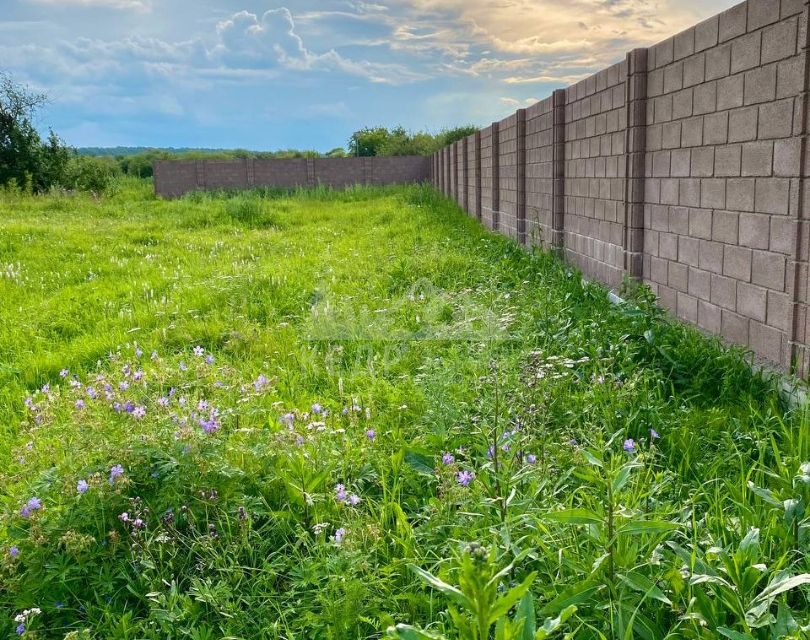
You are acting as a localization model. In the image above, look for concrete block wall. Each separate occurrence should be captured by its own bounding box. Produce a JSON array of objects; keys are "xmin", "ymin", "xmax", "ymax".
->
[
  {"xmin": 154, "ymin": 156, "xmax": 429, "ymax": 198},
  {"xmin": 431, "ymin": 0, "xmax": 810, "ymax": 376}
]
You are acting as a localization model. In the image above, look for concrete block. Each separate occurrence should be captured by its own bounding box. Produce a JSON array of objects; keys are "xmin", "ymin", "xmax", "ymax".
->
[
  {"xmin": 724, "ymin": 244, "xmax": 753, "ymax": 281},
  {"xmin": 701, "ymin": 178, "xmax": 726, "ymax": 208},
  {"xmin": 774, "ymin": 138, "xmax": 801, "ymax": 176},
  {"xmin": 731, "ymin": 31, "xmax": 762, "ymax": 74},
  {"xmin": 698, "ymin": 299, "xmax": 722, "ymax": 331},
  {"xmin": 689, "ymin": 208, "xmax": 713, "ymax": 239},
  {"xmin": 719, "ymin": 2, "xmax": 748, "ymax": 42},
  {"xmin": 694, "ymin": 81, "xmax": 718, "ymax": 114},
  {"xmin": 726, "ymin": 178, "xmax": 756, "ymax": 211},
  {"xmin": 704, "ymin": 111, "xmax": 729, "ymax": 145},
  {"xmin": 754, "ymin": 178, "xmax": 791, "ymax": 214},
  {"xmin": 689, "ymin": 266, "xmax": 712, "ymax": 299},
  {"xmin": 728, "ymin": 106, "xmax": 759, "ymax": 143},
  {"xmin": 712, "ymin": 273, "xmax": 738, "ymax": 309},
  {"xmin": 692, "ymin": 147, "xmax": 715, "ymax": 176},
  {"xmin": 737, "ymin": 281, "xmax": 768, "ymax": 322},
  {"xmin": 739, "ymin": 212, "xmax": 771, "ymax": 249},
  {"xmin": 748, "ymin": 0, "xmax": 782, "ymax": 31},
  {"xmin": 762, "ymin": 16, "xmax": 799, "ymax": 64},
  {"xmin": 744, "ymin": 65, "xmax": 777, "ymax": 105},
  {"xmin": 717, "ymin": 74, "xmax": 745, "ymax": 110},
  {"xmin": 706, "ymin": 43, "xmax": 732, "ymax": 80},
  {"xmin": 712, "ymin": 209, "xmax": 740, "ymax": 243},
  {"xmin": 741, "ymin": 141, "xmax": 774, "ymax": 176},
  {"xmin": 758, "ymin": 99, "xmax": 794, "ymax": 139},
  {"xmin": 700, "ymin": 238, "xmax": 726, "ymax": 274},
  {"xmin": 721, "ymin": 309, "xmax": 750, "ymax": 344},
  {"xmin": 752, "ymin": 249, "xmax": 787, "ymax": 290},
  {"xmin": 715, "ymin": 145, "xmax": 742, "ymax": 177}
]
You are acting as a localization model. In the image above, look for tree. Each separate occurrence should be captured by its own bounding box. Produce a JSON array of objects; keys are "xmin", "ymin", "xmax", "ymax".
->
[{"xmin": 0, "ymin": 72, "xmax": 70, "ymax": 191}]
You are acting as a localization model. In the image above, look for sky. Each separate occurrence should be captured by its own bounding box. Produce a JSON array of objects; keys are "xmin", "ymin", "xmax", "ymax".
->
[{"xmin": 1, "ymin": 0, "xmax": 740, "ymax": 151}]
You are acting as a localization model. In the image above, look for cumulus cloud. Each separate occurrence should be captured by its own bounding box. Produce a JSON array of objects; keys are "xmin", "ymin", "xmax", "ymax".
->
[{"xmin": 208, "ymin": 8, "xmax": 425, "ymax": 84}]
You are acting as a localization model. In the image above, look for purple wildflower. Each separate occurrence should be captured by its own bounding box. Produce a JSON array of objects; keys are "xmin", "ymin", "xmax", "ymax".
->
[
  {"xmin": 119, "ymin": 381, "xmax": 129, "ymax": 391},
  {"xmin": 109, "ymin": 464, "xmax": 124, "ymax": 485},
  {"xmin": 205, "ymin": 354, "xmax": 214, "ymax": 365},
  {"xmin": 254, "ymin": 374, "xmax": 268, "ymax": 391},
  {"xmin": 193, "ymin": 345, "xmax": 204, "ymax": 357},
  {"xmin": 623, "ymin": 439, "xmax": 636, "ymax": 452},
  {"xmin": 366, "ymin": 429, "xmax": 376, "ymax": 441},
  {"xmin": 8, "ymin": 546, "xmax": 19, "ymax": 558},
  {"xmin": 77, "ymin": 480, "xmax": 89, "ymax": 494},
  {"xmin": 75, "ymin": 399, "xmax": 85, "ymax": 410},
  {"xmin": 135, "ymin": 347, "xmax": 143, "ymax": 357},
  {"xmin": 151, "ymin": 350, "xmax": 158, "ymax": 360},
  {"xmin": 333, "ymin": 527, "xmax": 346, "ymax": 544},
  {"xmin": 59, "ymin": 369, "xmax": 69, "ymax": 378},
  {"xmin": 133, "ymin": 370, "xmax": 144, "ymax": 381},
  {"xmin": 348, "ymin": 494, "xmax": 361, "ymax": 506},
  {"xmin": 16, "ymin": 623, "xmax": 24, "ymax": 636},
  {"xmin": 526, "ymin": 454, "xmax": 538, "ymax": 464},
  {"xmin": 179, "ymin": 361, "xmax": 187, "ymax": 372},
  {"xmin": 132, "ymin": 406, "xmax": 146, "ymax": 419},
  {"xmin": 118, "ymin": 512, "xmax": 130, "ymax": 522},
  {"xmin": 650, "ymin": 429, "xmax": 660, "ymax": 440},
  {"xmin": 442, "ymin": 452, "xmax": 455, "ymax": 465},
  {"xmin": 335, "ymin": 484, "xmax": 347, "ymax": 502},
  {"xmin": 27, "ymin": 497, "xmax": 41, "ymax": 510},
  {"xmin": 124, "ymin": 401, "xmax": 135, "ymax": 413},
  {"xmin": 456, "ymin": 470, "xmax": 475, "ymax": 486},
  {"xmin": 311, "ymin": 402, "xmax": 322, "ymax": 415},
  {"xmin": 157, "ymin": 397, "xmax": 169, "ymax": 408}
]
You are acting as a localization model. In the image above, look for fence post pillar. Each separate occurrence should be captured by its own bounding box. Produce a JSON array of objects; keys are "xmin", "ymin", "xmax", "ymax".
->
[
  {"xmin": 474, "ymin": 130, "xmax": 482, "ymax": 220},
  {"xmin": 491, "ymin": 121, "xmax": 500, "ymax": 231},
  {"xmin": 246, "ymin": 158, "xmax": 255, "ymax": 188},
  {"xmin": 624, "ymin": 47, "xmax": 648, "ymax": 280},
  {"xmin": 516, "ymin": 108, "xmax": 527, "ymax": 245},
  {"xmin": 306, "ymin": 158, "xmax": 316, "ymax": 187},
  {"xmin": 552, "ymin": 89, "xmax": 566, "ymax": 252},
  {"xmin": 195, "ymin": 160, "xmax": 206, "ymax": 190},
  {"xmin": 462, "ymin": 137, "xmax": 469, "ymax": 213}
]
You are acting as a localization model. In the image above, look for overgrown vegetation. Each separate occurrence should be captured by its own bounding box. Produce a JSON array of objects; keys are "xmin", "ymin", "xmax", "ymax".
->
[{"xmin": 0, "ymin": 181, "xmax": 807, "ymax": 639}]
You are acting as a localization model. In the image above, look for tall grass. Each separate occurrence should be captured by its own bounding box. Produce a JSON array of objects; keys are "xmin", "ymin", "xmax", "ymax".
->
[{"xmin": 0, "ymin": 182, "xmax": 806, "ymax": 639}]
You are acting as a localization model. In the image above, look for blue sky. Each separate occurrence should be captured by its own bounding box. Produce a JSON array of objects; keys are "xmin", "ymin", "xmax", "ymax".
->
[{"xmin": 2, "ymin": 0, "xmax": 739, "ymax": 151}]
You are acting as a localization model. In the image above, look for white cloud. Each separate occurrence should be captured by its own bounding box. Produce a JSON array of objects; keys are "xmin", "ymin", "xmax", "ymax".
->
[
  {"xmin": 28, "ymin": 0, "xmax": 151, "ymax": 10},
  {"xmin": 208, "ymin": 8, "xmax": 426, "ymax": 85}
]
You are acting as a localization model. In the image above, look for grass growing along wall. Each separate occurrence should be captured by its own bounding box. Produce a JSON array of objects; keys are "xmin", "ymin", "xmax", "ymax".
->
[{"xmin": 0, "ymin": 179, "xmax": 807, "ymax": 639}]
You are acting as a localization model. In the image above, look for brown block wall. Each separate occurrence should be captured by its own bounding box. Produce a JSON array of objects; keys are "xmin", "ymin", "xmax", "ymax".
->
[
  {"xmin": 154, "ymin": 156, "xmax": 429, "ymax": 198},
  {"xmin": 430, "ymin": 0, "xmax": 810, "ymax": 375}
]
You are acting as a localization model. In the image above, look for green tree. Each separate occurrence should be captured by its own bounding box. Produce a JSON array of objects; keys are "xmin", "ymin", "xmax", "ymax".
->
[
  {"xmin": 0, "ymin": 73, "xmax": 70, "ymax": 191},
  {"xmin": 0, "ymin": 72, "xmax": 71, "ymax": 192}
]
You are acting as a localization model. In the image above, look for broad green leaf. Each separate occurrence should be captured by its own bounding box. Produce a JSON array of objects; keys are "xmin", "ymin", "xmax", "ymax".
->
[
  {"xmin": 746, "ymin": 482, "xmax": 780, "ymax": 506},
  {"xmin": 717, "ymin": 628, "xmax": 755, "ymax": 640},
  {"xmin": 618, "ymin": 570, "xmax": 672, "ymax": 605},
  {"xmin": 387, "ymin": 624, "xmax": 447, "ymax": 640},
  {"xmin": 751, "ymin": 572, "xmax": 810, "ymax": 606},
  {"xmin": 409, "ymin": 565, "xmax": 473, "ymax": 610},
  {"xmin": 535, "ymin": 605, "xmax": 577, "ymax": 639},
  {"xmin": 582, "ymin": 450, "xmax": 604, "ymax": 468},
  {"xmin": 544, "ymin": 508, "xmax": 602, "ymax": 526},
  {"xmin": 489, "ymin": 572, "xmax": 537, "ymax": 623},
  {"xmin": 404, "ymin": 447, "xmax": 436, "ymax": 476},
  {"xmin": 516, "ymin": 592, "xmax": 536, "ymax": 640},
  {"xmin": 539, "ymin": 580, "xmax": 599, "ymax": 616},
  {"xmin": 616, "ymin": 520, "xmax": 679, "ymax": 536}
]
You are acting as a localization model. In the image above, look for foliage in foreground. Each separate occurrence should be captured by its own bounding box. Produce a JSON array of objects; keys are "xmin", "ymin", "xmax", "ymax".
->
[{"xmin": 0, "ymin": 182, "xmax": 808, "ymax": 639}]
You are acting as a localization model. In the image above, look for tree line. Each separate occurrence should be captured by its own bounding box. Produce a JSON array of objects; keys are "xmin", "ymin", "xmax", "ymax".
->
[{"xmin": 0, "ymin": 72, "xmax": 477, "ymax": 193}]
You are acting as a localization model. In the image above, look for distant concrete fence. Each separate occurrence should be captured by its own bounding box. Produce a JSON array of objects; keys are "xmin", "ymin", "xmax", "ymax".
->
[
  {"xmin": 154, "ymin": 156, "xmax": 430, "ymax": 198},
  {"xmin": 431, "ymin": 0, "xmax": 810, "ymax": 376}
]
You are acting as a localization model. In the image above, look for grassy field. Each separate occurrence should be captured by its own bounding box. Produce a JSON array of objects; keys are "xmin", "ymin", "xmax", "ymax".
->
[{"xmin": 0, "ymin": 179, "xmax": 808, "ymax": 639}]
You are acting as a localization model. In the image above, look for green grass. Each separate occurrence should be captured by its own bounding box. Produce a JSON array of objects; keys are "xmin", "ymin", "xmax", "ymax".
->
[{"xmin": 0, "ymin": 179, "xmax": 807, "ymax": 639}]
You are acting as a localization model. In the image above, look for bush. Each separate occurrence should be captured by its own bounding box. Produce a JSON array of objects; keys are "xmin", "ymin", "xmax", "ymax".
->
[{"xmin": 63, "ymin": 156, "xmax": 121, "ymax": 193}]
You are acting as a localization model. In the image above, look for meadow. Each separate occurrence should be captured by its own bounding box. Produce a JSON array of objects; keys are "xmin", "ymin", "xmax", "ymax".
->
[{"xmin": 0, "ymin": 179, "xmax": 808, "ymax": 639}]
